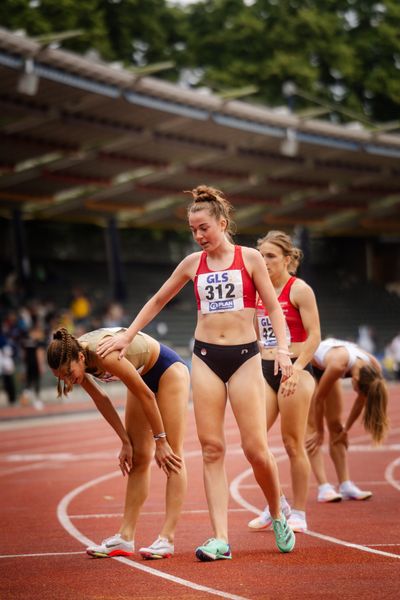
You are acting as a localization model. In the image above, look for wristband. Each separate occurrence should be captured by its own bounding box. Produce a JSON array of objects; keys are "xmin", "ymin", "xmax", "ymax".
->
[{"xmin": 153, "ymin": 432, "xmax": 167, "ymax": 441}]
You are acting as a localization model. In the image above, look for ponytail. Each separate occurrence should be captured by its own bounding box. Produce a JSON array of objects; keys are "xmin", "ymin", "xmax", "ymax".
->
[{"xmin": 358, "ymin": 365, "xmax": 389, "ymax": 444}]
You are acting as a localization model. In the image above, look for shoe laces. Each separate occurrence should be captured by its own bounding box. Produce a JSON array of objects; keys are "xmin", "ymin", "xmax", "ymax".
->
[
  {"xmin": 152, "ymin": 537, "xmax": 171, "ymax": 548},
  {"xmin": 273, "ymin": 517, "xmax": 287, "ymax": 536},
  {"xmin": 101, "ymin": 535, "xmax": 116, "ymax": 544}
]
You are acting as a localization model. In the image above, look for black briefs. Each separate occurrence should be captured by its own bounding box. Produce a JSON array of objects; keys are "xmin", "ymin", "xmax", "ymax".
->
[
  {"xmin": 193, "ymin": 339, "xmax": 259, "ymax": 383},
  {"xmin": 262, "ymin": 358, "xmax": 314, "ymax": 393}
]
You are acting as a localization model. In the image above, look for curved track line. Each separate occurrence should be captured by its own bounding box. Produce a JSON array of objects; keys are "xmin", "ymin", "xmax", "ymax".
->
[
  {"xmin": 57, "ymin": 450, "xmax": 250, "ymax": 600},
  {"xmin": 230, "ymin": 465, "xmax": 400, "ymax": 560},
  {"xmin": 385, "ymin": 456, "xmax": 400, "ymax": 491}
]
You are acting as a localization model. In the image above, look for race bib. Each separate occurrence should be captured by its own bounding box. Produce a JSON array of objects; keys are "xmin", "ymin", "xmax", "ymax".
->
[
  {"xmin": 197, "ymin": 269, "xmax": 244, "ymax": 313},
  {"xmin": 258, "ymin": 314, "xmax": 291, "ymax": 348}
]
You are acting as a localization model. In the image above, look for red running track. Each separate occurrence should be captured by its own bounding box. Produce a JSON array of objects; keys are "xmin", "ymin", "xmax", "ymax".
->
[{"xmin": 1, "ymin": 384, "xmax": 400, "ymax": 600}]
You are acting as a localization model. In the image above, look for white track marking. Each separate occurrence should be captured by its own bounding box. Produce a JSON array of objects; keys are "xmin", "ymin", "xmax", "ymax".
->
[
  {"xmin": 231, "ymin": 466, "xmax": 400, "ymax": 560},
  {"xmin": 71, "ymin": 508, "xmax": 247, "ymax": 519},
  {"xmin": 57, "ymin": 449, "xmax": 251, "ymax": 600},
  {"xmin": 0, "ymin": 551, "xmax": 84, "ymax": 559},
  {"xmin": 385, "ymin": 456, "xmax": 400, "ymax": 491},
  {"xmin": 366, "ymin": 544, "xmax": 400, "ymax": 547},
  {"xmin": 4, "ymin": 452, "xmax": 116, "ymax": 462}
]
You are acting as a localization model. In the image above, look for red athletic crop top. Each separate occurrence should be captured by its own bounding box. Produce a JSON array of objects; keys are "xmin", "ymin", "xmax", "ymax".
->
[
  {"xmin": 194, "ymin": 245, "xmax": 257, "ymax": 314},
  {"xmin": 257, "ymin": 276, "xmax": 307, "ymax": 348}
]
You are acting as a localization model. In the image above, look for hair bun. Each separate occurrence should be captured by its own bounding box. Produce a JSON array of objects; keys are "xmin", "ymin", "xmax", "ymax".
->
[
  {"xmin": 53, "ymin": 328, "xmax": 67, "ymax": 341},
  {"xmin": 185, "ymin": 185, "xmax": 224, "ymax": 203}
]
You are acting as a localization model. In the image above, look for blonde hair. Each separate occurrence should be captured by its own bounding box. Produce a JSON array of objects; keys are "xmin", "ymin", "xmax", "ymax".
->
[
  {"xmin": 358, "ymin": 364, "xmax": 389, "ymax": 444},
  {"xmin": 257, "ymin": 230, "xmax": 303, "ymax": 274},
  {"xmin": 185, "ymin": 184, "xmax": 236, "ymax": 242},
  {"xmin": 47, "ymin": 328, "xmax": 83, "ymax": 397}
]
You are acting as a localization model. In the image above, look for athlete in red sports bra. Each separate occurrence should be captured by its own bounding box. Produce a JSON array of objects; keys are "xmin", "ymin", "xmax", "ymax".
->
[
  {"xmin": 248, "ymin": 231, "xmax": 321, "ymax": 534},
  {"xmin": 96, "ymin": 185, "xmax": 296, "ymax": 559}
]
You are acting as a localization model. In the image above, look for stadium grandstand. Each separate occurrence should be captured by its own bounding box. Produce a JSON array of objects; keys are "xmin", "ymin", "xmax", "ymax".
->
[{"xmin": 1, "ymin": 26, "xmax": 400, "ymax": 406}]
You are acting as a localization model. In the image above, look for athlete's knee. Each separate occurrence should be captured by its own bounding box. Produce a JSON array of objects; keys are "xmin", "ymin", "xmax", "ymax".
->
[
  {"xmin": 242, "ymin": 440, "xmax": 267, "ymax": 467},
  {"xmin": 199, "ymin": 438, "xmax": 225, "ymax": 464},
  {"xmin": 282, "ymin": 434, "xmax": 303, "ymax": 459},
  {"xmin": 132, "ymin": 448, "xmax": 153, "ymax": 470},
  {"xmin": 327, "ymin": 420, "xmax": 343, "ymax": 437}
]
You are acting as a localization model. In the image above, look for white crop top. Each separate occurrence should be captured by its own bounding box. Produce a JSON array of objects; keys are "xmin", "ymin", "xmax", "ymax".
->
[{"xmin": 313, "ymin": 338, "xmax": 371, "ymax": 374}]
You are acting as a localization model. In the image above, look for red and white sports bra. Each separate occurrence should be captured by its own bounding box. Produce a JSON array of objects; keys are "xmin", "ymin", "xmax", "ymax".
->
[
  {"xmin": 194, "ymin": 245, "xmax": 256, "ymax": 314},
  {"xmin": 257, "ymin": 276, "xmax": 307, "ymax": 348}
]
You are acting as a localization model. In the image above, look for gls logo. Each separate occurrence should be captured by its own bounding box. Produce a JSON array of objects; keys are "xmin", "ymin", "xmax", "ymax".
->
[{"xmin": 206, "ymin": 272, "xmax": 228, "ymax": 284}]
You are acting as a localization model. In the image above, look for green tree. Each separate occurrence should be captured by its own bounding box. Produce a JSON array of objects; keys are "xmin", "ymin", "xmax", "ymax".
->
[
  {"xmin": 1, "ymin": 0, "xmax": 398, "ymax": 122},
  {"xmin": 181, "ymin": 0, "xmax": 400, "ymax": 123}
]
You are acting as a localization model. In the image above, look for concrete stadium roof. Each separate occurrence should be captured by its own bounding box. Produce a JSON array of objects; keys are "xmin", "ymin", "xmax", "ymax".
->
[{"xmin": 1, "ymin": 27, "xmax": 400, "ymax": 237}]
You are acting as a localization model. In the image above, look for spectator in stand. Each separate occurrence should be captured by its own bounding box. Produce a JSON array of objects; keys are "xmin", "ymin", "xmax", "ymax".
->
[
  {"xmin": 20, "ymin": 320, "xmax": 46, "ymax": 410},
  {"xmin": 103, "ymin": 302, "xmax": 127, "ymax": 328},
  {"xmin": 70, "ymin": 288, "xmax": 91, "ymax": 327},
  {"xmin": 356, "ymin": 325, "xmax": 376, "ymax": 355},
  {"xmin": 386, "ymin": 332, "xmax": 400, "ymax": 380},
  {"xmin": 306, "ymin": 338, "xmax": 389, "ymax": 502},
  {"xmin": 0, "ymin": 327, "xmax": 17, "ymax": 405}
]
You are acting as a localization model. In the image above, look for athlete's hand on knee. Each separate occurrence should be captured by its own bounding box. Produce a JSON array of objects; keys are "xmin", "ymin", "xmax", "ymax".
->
[
  {"xmin": 280, "ymin": 369, "xmax": 299, "ymax": 397},
  {"xmin": 332, "ymin": 427, "xmax": 348, "ymax": 449},
  {"xmin": 119, "ymin": 441, "xmax": 133, "ymax": 476},
  {"xmin": 305, "ymin": 430, "xmax": 324, "ymax": 455},
  {"xmin": 155, "ymin": 440, "xmax": 182, "ymax": 476},
  {"xmin": 97, "ymin": 332, "xmax": 131, "ymax": 360}
]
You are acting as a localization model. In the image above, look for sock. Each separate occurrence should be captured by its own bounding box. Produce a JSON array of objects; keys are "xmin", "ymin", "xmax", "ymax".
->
[
  {"xmin": 280, "ymin": 495, "xmax": 291, "ymax": 510},
  {"xmin": 339, "ymin": 480, "xmax": 353, "ymax": 492},
  {"xmin": 318, "ymin": 483, "xmax": 334, "ymax": 493},
  {"xmin": 291, "ymin": 509, "xmax": 306, "ymax": 519}
]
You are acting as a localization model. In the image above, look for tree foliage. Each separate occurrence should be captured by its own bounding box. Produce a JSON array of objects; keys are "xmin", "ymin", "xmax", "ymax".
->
[{"xmin": 0, "ymin": 0, "xmax": 399, "ymax": 123}]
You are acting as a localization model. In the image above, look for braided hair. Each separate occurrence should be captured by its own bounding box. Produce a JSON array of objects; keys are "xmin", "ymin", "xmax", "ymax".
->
[
  {"xmin": 47, "ymin": 328, "xmax": 83, "ymax": 396},
  {"xmin": 185, "ymin": 185, "xmax": 236, "ymax": 242}
]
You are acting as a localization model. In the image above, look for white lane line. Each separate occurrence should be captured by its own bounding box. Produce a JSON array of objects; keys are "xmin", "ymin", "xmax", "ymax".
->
[
  {"xmin": 0, "ymin": 551, "xmax": 84, "ymax": 559},
  {"xmin": 5, "ymin": 442, "xmax": 400, "ymax": 467},
  {"xmin": 366, "ymin": 544, "xmax": 400, "ymax": 548},
  {"xmin": 0, "ymin": 462, "xmax": 55, "ymax": 477},
  {"xmin": 240, "ymin": 480, "xmax": 391, "ymax": 489},
  {"xmin": 4, "ymin": 452, "xmax": 116, "ymax": 462},
  {"xmin": 350, "ymin": 444, "xmax": 400, "ymax": 452},
  {"xmin": 230, "ymin": 465, "xmax": 400, "ymax": 561},
  {"xmin": 57, "ymin": 449, "xmax": 250, "ymax": 600},
  {"xmin": 71, "ymin": 508, "xmax": 248, "ymax": 519}
]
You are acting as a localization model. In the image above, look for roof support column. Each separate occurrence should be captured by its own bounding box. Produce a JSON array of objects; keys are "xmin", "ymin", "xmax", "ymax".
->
[
  {"xmin": 104, "ymin": 216, "xmax": 126, "ymax": 303},
  {"xmin": 11, "ymin": 209, "xmax": 32, "ymax": 299},
  {"xmin": 296, "ymin": 226, "xmax": 314, "ymax": 286}
]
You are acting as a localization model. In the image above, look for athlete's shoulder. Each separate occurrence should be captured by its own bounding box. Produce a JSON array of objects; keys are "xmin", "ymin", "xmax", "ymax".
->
[
  {"xmin": 240, "ymin": 245, "xmax": 258, "ymax": 256},
  {"xmin": 241, "ymin": 245, "xmax": 261, "ymax": 263},
  {"xmin": 291, "ymin": 277, "xmax": 317, "ymax": 298},
  {"xmin": 182, "ymin": 250, "xmax": 203, "ymax": 265},
  {"xmin": 177, "ymin": 251, "xmax": 203, "ymax": 276}
]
